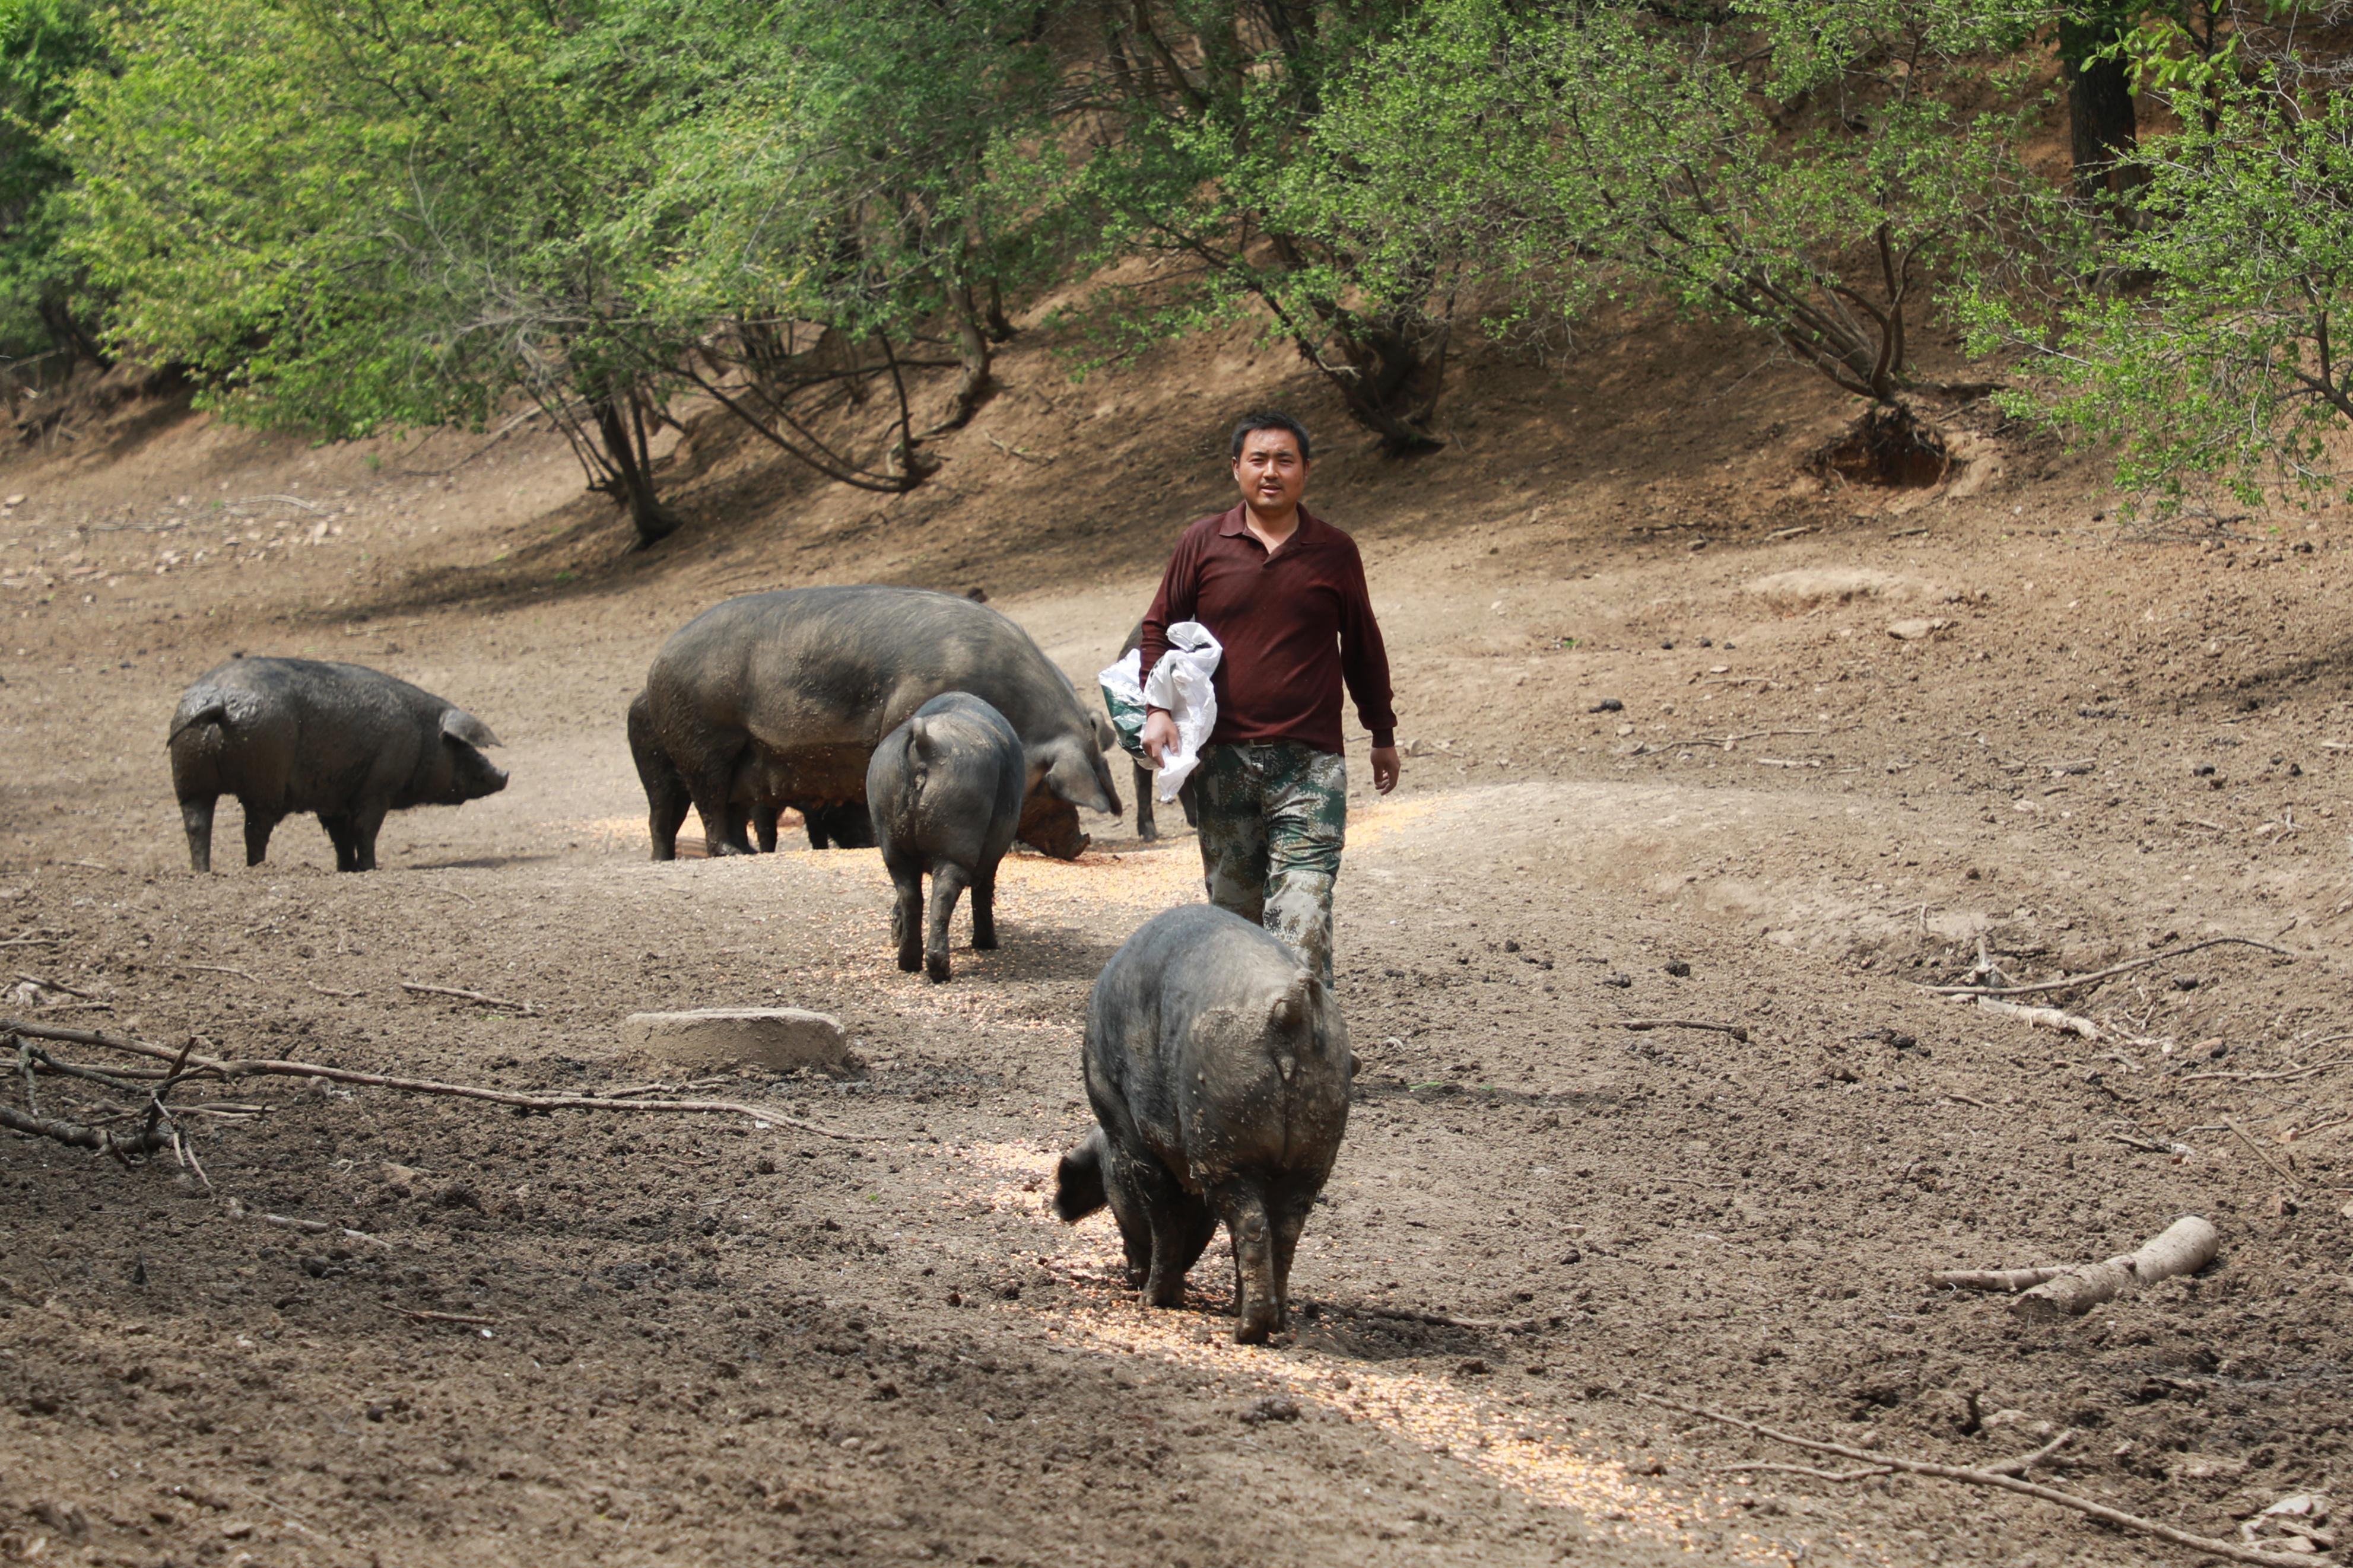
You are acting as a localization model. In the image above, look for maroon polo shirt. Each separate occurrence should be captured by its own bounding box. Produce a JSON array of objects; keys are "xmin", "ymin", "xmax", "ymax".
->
[{"xmin": 1138, "ymin": 503, "xmax": 1396, "ymax": 755}]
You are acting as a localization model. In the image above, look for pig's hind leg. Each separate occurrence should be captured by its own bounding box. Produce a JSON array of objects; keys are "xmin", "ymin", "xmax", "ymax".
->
[
  {"xmin": 968, "ymin": 865, "xmax": 999, "ymax": 950},
  {"xmin": 1215, "ymin": 1185, "xmax": 1282, "ymax": 1343},
  {"xmin": 319, "ymin": 814, "xmax": 360, "ymax": 873},
  {"xmin": 241, "ymin": 806, "xmax": 284, "ymax": 868},
  {"xmin": 923, "ymin": 863, "xmax": 970, "ymax": 982},
  {"xmin": 885, "ymin": 855, "xmax": 925, "ymax": 974},
  {"xmin": 178, "ymin": 795, "xmax": 217, "ymax": 873},
  {"xmin": 1123, "ymin": 1155, "xmax": 1214, "ymax": 1308},
  {"xmin": 1267, "ymin": 1187, "xmax": 1320, "ymax": 1328}
]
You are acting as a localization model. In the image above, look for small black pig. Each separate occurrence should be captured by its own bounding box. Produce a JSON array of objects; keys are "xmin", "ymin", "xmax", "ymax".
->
[
  {"xmin": 865, "ymin": 692, "xmax": 1025, "ymax": 981},
  {"xmin": 1055, "ymin": 904, "xmax": 1352, "ymax": 1342},
  {"xmin": 167, "ymin": 657, "xmax": 507, "ymax": 872}
]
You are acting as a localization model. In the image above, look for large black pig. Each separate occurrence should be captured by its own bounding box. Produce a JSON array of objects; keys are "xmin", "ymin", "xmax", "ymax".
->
[
  {"xmin": 167, "ymin": 657, "xmax": 507, "ymax": 872},
  {"xmin": 629, "ymin": 586, "xmax": 1119, "ymax": 861},
  {"xmin": 865, "ymin": 692, "xmax": 1025, "ymax": 982},
  {"xmin": 1053, "ymin": 904, "xmax": 1352, "ymax": 1343}
]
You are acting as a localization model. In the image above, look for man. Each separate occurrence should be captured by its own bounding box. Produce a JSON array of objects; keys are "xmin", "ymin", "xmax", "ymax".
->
[{"xmin": 1138, "ymin": 411, "xmax": 1399, "ymax": 986}]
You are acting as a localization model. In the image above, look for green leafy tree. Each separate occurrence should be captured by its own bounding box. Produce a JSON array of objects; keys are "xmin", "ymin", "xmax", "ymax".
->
[
  {"xmin": 62, "ymin": 0, "xmax": 698, "ymax": 543},
  {"xmin": 1066, "ymin": 1, "xmax": 1458, "ymax": 453},
  {"xmin": 620, "ymin": 0, "xmax": 1067, "ymax": 488},
  {"xmin": 1313, "ymin": 0, "xmax": 2041, "ymax": 470},
  {"xmin": 1982, "ymin": 59, "xmax": 2353, "ymax": 510},
  {"xmin": 0, "ymin": 0, "xmax": 106, "ymax": 367}
]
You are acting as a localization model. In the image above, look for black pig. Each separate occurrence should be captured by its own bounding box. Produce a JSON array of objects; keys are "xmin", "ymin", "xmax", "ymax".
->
[
  {"xmin": 629, "ymin": 586, "xmax": 1117, "ymax": 861},
  {"xmin": 167, "ymin": 657, "xmax": 506, "ymax": 872},
  {"xmin": 1055, "ymin": 904, "xmax": 1352, "ymax": 1341},
  {"xmin": 865, "ymin": 692, "xmax": 1027, "ymax": 982}
]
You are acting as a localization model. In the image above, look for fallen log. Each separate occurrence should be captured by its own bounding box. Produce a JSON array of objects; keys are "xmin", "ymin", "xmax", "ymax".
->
[{"xmin": 1934, "ymin": 1216, "xmax": 2219, "ymax": 1319}]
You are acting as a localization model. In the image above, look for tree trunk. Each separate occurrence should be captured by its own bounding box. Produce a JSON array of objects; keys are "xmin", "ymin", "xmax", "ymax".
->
[
  {"xmin": 923, "ymin": 282, "xmax": 995, "ymax": 435},
  {"xmin": 37, "ymin": 295, "xmax": 109, "ymax": 368},
  {"xmin": 591, "ymin": 389, "xmax": 682, "ymax": 550},
  {"xmin": 2059, "ymin": 8, "xmax": 2141, "ymax": 203},
  {"xmin": 1319, "ymin": 306, "xmax": 1450, "ymax": 454}
]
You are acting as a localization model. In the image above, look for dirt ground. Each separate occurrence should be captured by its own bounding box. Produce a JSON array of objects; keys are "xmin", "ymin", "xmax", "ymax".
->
[{"xmin": 4, "ymin": 311, "xmax": 2352, "ymax": 1568}]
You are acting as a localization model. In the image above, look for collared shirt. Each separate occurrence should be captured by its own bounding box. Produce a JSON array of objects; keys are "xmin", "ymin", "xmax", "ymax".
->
[{"xmin": 1138, "ymin": 502, "xmax": 1397, "ymax": 755}]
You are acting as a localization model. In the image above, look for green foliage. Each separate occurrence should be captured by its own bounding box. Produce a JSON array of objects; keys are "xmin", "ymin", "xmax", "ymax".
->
[
  {"xmin": 0, "ymin": 0, "xmax": 105, "ymax": 362},
  {"xmin": 65, "ymin": 0, "xmax": 656, "ymax": 438},
  {"xmin": 1316, "ymin": 0, "xmax": 2045, "ymax": 409},
  {"xmin": 1065, "ymin": 2, "xmax": 1456, "ymax": 451},
  {"xmin": 1982, "ymin": 69, "xmax": 2353, "ymax": 508}
]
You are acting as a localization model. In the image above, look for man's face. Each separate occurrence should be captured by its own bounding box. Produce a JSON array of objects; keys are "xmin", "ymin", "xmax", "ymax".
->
[{"xmin": 1233, "ymin": 428, "xmax": 1310, "ymax": 515}]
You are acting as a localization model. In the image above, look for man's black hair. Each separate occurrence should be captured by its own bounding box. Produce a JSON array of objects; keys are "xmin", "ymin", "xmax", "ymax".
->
[{"xmin": 1230, "ymin": 411, "xmax": 1312, "ymax": 463}]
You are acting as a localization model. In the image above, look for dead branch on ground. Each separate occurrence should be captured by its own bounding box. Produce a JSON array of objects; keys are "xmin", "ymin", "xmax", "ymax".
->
[
  {"xmin": 2, "ymin": 1032, "xmax": 195, "ymax": 1164},
  {"xmin": 1969, "ymin": 995, "xmax": 2100, "ymax": 1039},
  {"xmin": 1638, "ymin": 1394, "xmax": 2297, "ymax": 1566},
  {"xmin": 1928, "ymin": 1264, "xmax": 2066, "ymax": 1293},
  {"xmin": 1922, "ymin": 937, "xmax": 2296, "ymax": 998},
  {"xmin": 1721, "ymin": 1461, "xmax": 1894, "ymax": 1481},
  {"xmin": 17, "ymin": 972, "xmax": 97, "ymax": 998},
  {"xmin": 399, "ymin": 981, "xmax": 535, "ymax": 1013},
  {"xmin": 2182, "ymin": 1057, "xmax": 2353, "ymax": 1083},
  {"xmin": 1934, "ymin": 1216, "xmax": 2219, "ymax": 1319},
  {"xmin": 2225, "ymin": 1121, "xmax": 2302, "ymax": 1191},
  {"xmin": 1, "ymin": 1017, "xmax": 879, "ymax": 1140},
  {"xmin": 1615, "ymin": 1019, "xmax": 1752, "ymax": 1042}
]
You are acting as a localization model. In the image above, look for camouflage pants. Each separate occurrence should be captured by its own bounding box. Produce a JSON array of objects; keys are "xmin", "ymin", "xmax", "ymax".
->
[{"xmin": 1192, "ymin": 741, "xmax": 1347, "ymax": 985}]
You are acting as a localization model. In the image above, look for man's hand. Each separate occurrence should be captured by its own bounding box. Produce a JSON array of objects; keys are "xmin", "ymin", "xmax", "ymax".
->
[
  {"xmin": 1142, "ymin": 708, "xmax": 1178, "ymax": 765},
  {"xmin": 1370, "ymin": 745, "xmax": 1401, "ymax": 794}
]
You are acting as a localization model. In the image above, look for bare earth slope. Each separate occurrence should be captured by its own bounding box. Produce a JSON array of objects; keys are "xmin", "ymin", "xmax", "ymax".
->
[{"xmin": 2, "ymin": 316, "xmax": 2350, "ymax": 1568}]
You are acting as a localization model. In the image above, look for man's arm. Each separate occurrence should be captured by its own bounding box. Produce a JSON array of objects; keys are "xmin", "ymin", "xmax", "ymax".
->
[
  {"xmin": 1138, "ymin": 526, "xmax": 1202, "ymax": 763},
  {"xmin": 1337, "ymin": 542, "xmax": 1401, "ymax": 792}
]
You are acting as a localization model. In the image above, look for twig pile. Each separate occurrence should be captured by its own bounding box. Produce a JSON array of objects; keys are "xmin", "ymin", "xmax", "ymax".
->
[{"xmin": 0, "ymin": 1017, "xmax": 879, "ymax": 1172}]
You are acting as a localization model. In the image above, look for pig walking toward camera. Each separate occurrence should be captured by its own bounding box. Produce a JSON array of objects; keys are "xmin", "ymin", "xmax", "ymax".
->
[
  {"xmin": 865, "ymin": 692, "xmax": 1026, "ymax": 982},
  {"xmin": 167, "ymin": 657, "xmax": 507, "ymax": 872},
  {"xmin": 1054, "ymin": 904, "xmax": 1351, "ymax": 1342}
]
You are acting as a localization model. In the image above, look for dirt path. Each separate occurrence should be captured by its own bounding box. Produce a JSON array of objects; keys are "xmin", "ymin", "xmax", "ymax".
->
[{"xmin": 5, "ymin": 330, "xmax": 2352, "ymax": 1567}]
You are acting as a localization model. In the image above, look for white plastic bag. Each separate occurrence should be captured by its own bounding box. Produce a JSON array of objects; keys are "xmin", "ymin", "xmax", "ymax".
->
[{"xmin": 1141, "ymin": 621, "xmax": 1221, "ymax": 802}]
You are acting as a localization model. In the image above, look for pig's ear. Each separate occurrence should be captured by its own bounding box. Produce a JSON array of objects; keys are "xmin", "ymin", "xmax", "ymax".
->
[{"xmin": 442, "ymin": 708, "xmax": 501, "ymax": 749}]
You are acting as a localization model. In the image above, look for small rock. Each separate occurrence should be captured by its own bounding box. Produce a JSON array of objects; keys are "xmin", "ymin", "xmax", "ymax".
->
[
  {"xmin": 1457, "ymin": 1358, "xmax": 1492, "ymax": 1375},
  {"xmin": 1663, "ymin": 960, "xmax": 1691, "ymax": 978},
  {"xmin": 1503, "ymin": 939, "xmax": 1521, "ymax": 953},
  {"xmin": 1590, "ymin": 698, "xmax": 1624, "ymax": 713},
  {"xmin": 1887, "ymin": 618, "xmax": 1949, "ymax": 641},
  {"xmin": 1240, "ymin": 1396, "xmax": 1301, "ymax": 1425},
  {"xmin": 1602, "ymin": 972, "xmax": 1631, "ymax": 988},
  {"xmin": 623, "ymin": 1007, "xmax": 848, "ymax": 1072},
  {"xmin": 1615, "ymin": 723, "xmax": 1635, "ymax": 737}
]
